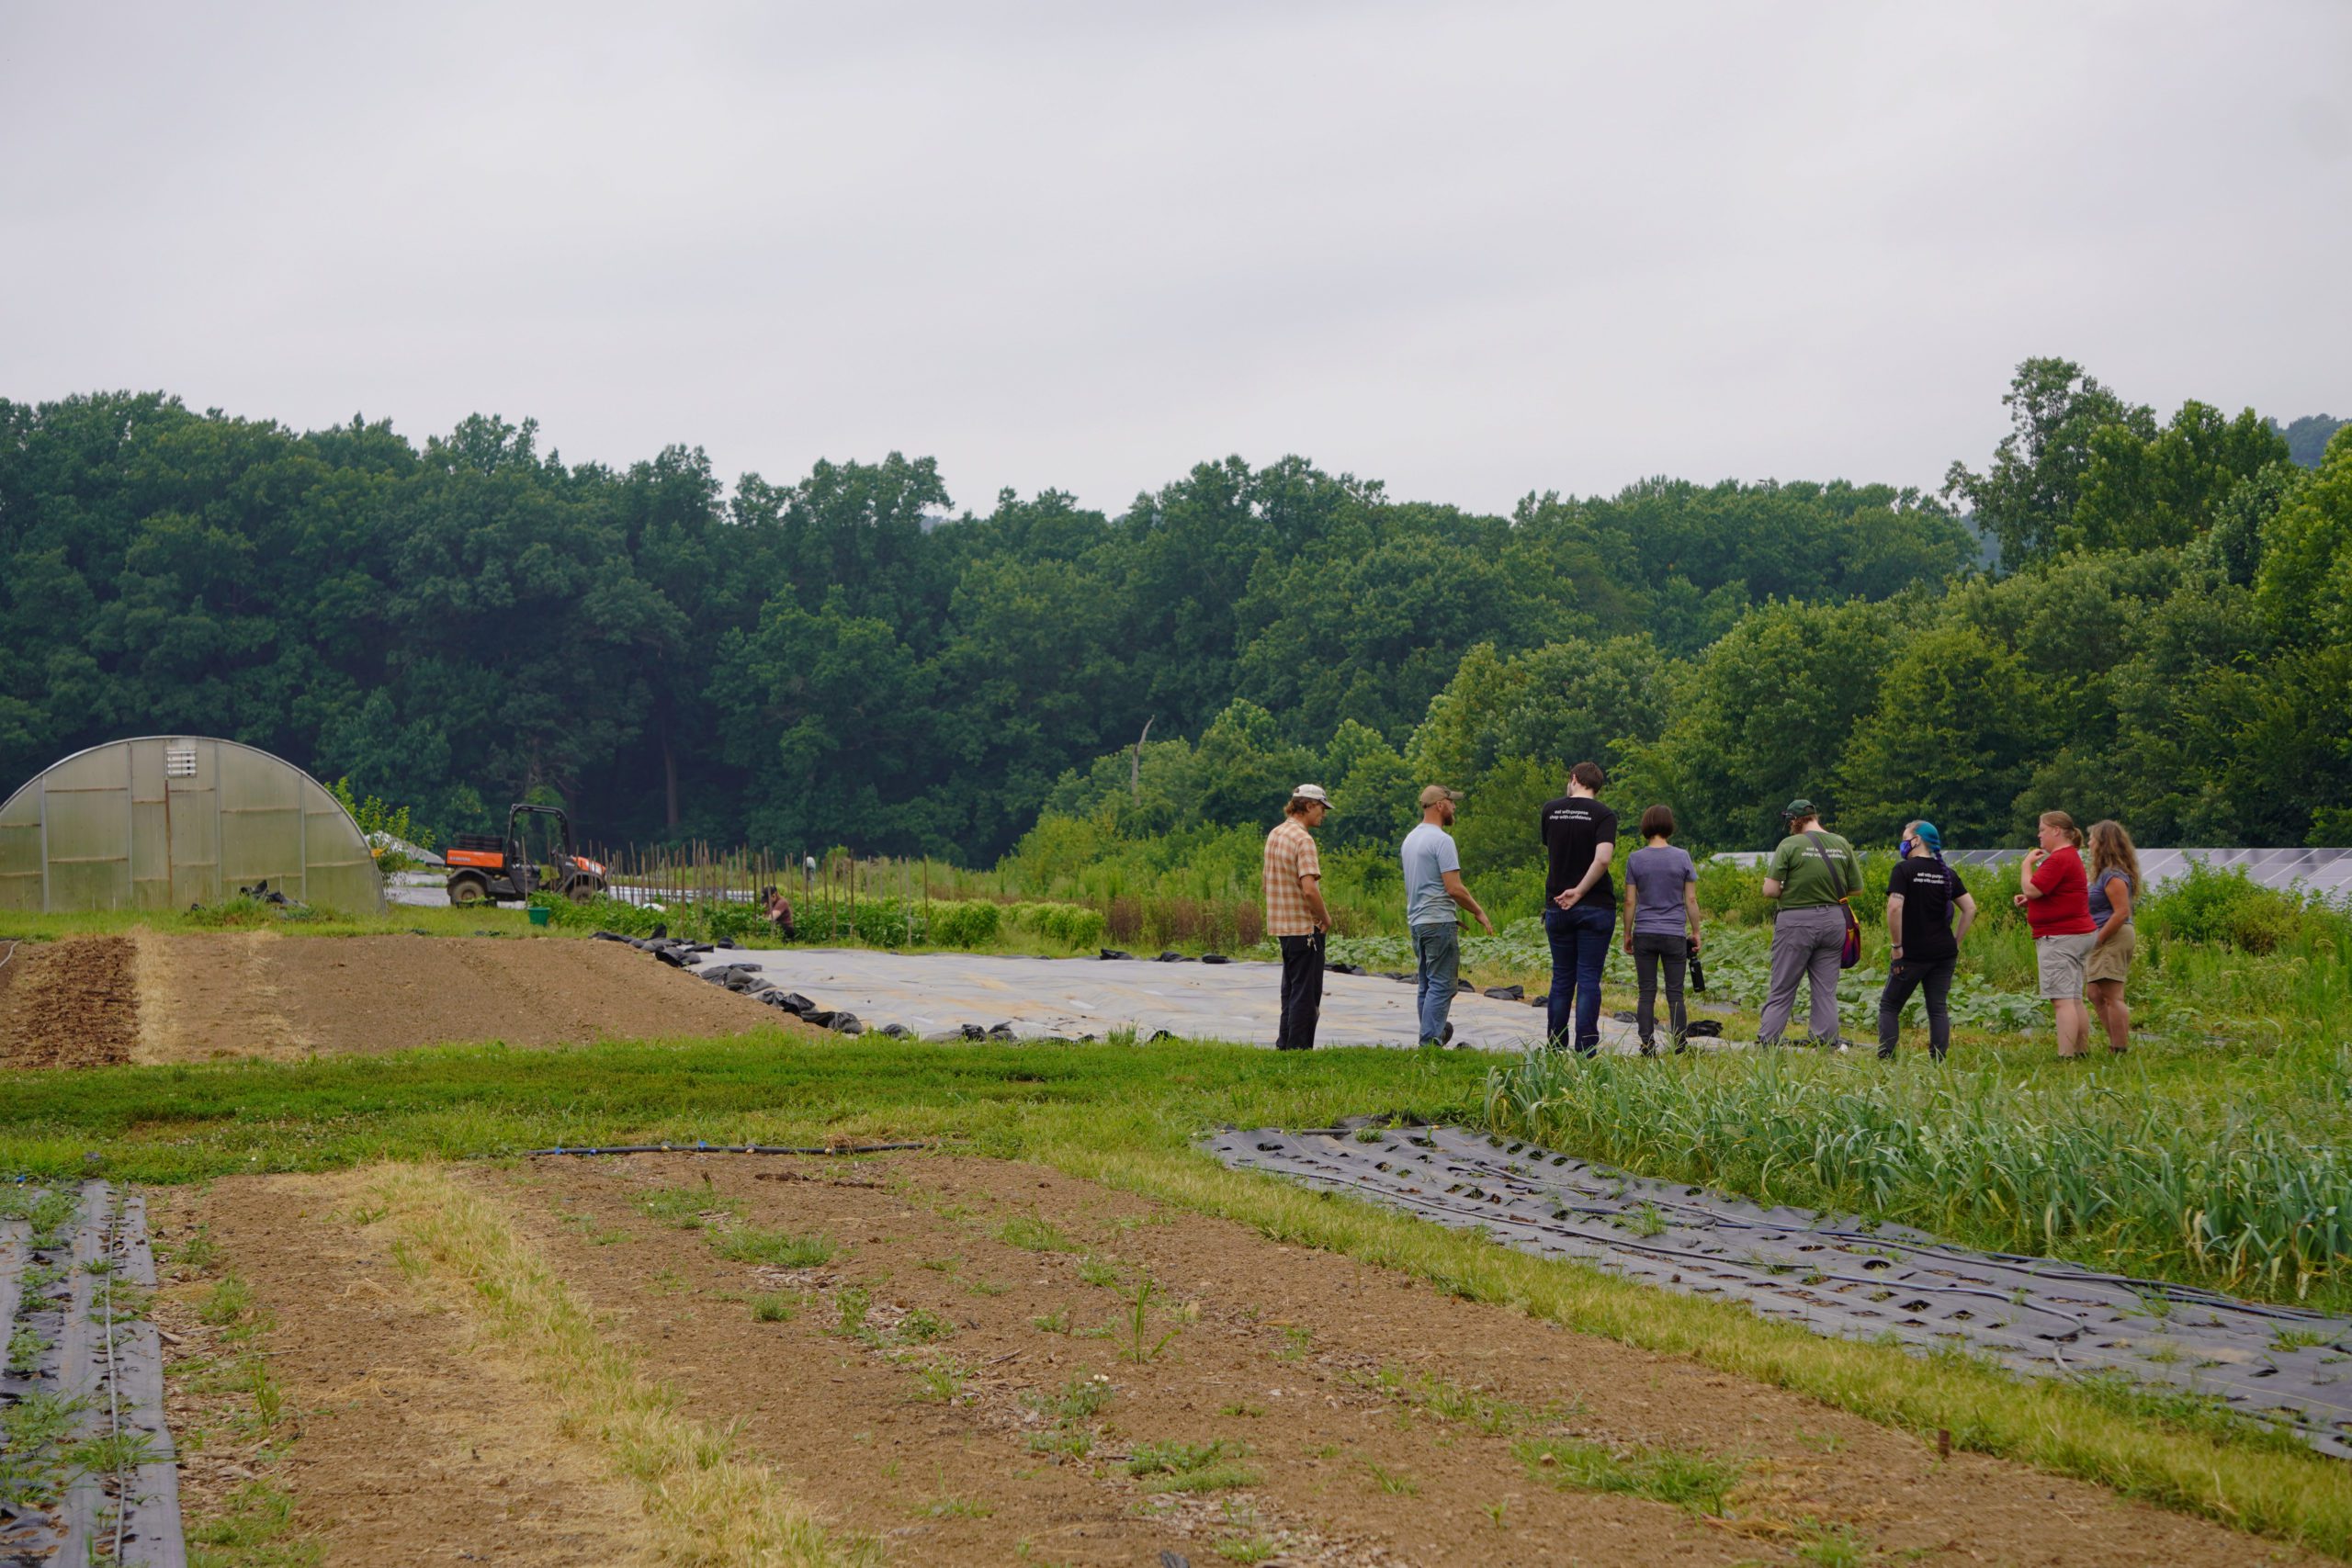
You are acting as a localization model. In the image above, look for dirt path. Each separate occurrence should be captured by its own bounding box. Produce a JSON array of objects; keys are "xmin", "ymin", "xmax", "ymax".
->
[
  {"xmin": 171, "ymin": 1158, "xmax": 2324, "ymax": 1567},
  {"xmin": 153, "ymin": 1179, "xmax": 659, "ymax": 1566},
  {"xmin": 0, "ymin": 934, "xmax": 137, "ymax": 1067},
  {"xmin": 0, "ymin": 932, "xmax": 795, "ymax": 1065}
]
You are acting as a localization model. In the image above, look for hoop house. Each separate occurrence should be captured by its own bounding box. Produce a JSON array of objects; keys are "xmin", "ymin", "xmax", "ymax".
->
[{"xmin": 0, "ymin": 736, "xmax": 385, "ymax": 913}]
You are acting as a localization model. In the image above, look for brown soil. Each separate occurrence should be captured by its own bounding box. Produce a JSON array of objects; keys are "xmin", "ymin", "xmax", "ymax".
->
[
  {"xmin": 171, "ymin": 1157, "xmax": 2324, "ymax": 1568},
  {"xmin": 151, "ymin": 1181, "xmax": 658, "ymax": 1566},
  {"xmin": 134, "ymin": 930, "xmax": 309, "ymax": 1061},
  {"xmin": 0, "ymin": 935, "xmax": 138, "ymax": 1067},
  {"xmin": 0, "ymin": 931, "xmax": 797, "ymax": 1066},
  {"xmin": 260, "ymin": 935, "xmax": 790, "ymax": 1055}
]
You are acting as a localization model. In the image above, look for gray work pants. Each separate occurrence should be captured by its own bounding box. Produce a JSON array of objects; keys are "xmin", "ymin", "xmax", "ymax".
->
[{"xmin": 1758, "ymin": 904, "xmax": 1848, "ymax": 1045}]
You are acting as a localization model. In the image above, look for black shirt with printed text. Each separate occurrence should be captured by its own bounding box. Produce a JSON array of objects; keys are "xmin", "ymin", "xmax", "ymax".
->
[
  {"xmin": 1887, "ymin": 856, "xmax": 1962, "ymax": 961},
  {"xmin": 1540, "ymin": 795, "xmax": 1619, "ymax": 905}
]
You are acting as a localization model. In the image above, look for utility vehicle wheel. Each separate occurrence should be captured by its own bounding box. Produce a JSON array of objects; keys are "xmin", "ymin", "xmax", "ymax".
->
[
  {"xmin": 564, "ymin": 877, "xmax": 599, "ymax": 905},
  {"xmin": 448, "ymin": 875, "xmax": 490, "ymax": 906}
]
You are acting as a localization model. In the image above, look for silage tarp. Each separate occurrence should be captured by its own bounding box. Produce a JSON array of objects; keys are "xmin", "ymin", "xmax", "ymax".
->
[{"xmin": 687, "ymin": 947, "xmax": 1644, "ymax": 1050}]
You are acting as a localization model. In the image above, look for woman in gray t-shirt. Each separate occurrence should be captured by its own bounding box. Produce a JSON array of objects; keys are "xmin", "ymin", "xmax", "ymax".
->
[{"xmin": 1619, "ymin": 805, "xmax": 1702, "ymax": 1054}]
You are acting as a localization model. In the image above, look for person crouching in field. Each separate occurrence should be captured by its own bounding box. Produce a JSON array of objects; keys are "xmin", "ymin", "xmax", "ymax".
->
[
  {"xmin": 1620, "ymin": 805, "xmax": 1701, "ymax": 1055},
  {"xmin": 1401, "ymin": 784, "xmax": 1495, "ymax": 1048},
  {"xmin": 2016, "ymin": 810, "xmax": 2097, "ymax": 1058},
  {"xmin": 2085, "ymin": 818, "xmax": 2140, "ymax": 1055},
  {"xmin": 1264, "ymin": 784, "xmax": 1333, "ymax": 1051},
  {"xmin": 1879, "ymin": 821, "xmax": 1974, "ymax": 1061},
  {"xmin": 1758, "ymin": 798, "xmax": 1862, "ymax": 1049}
]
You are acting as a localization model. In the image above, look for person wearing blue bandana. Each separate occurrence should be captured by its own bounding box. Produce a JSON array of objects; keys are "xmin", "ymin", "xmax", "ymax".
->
[{"xmin": 1878, "ymin": 819, "xmax": 1976, "ymax": 1060}]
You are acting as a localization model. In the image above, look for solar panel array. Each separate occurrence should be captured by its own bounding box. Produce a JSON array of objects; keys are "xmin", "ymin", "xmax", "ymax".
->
[
  {"xmin": 1713, "ymin": 847, "xmax": 2352, "ymax": 900},
  {"xmin": 1939, "ymin": 848, "xmax": 2352, "ymax": 897}
]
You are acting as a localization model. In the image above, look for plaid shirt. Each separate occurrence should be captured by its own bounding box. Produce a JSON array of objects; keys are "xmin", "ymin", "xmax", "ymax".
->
[{"xmin": 1263, "ymin": 817, "xmax": 1324, "ymax": 937}]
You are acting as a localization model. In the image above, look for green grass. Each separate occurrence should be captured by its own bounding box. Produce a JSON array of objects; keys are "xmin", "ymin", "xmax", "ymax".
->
[
  {"xmin": 1512, "ymin": 1435, "xmax": 1743, "ymax": 1515},
  {"xmin": 1023, "ymin": 1375, "xmax": 1114, "ymax": 1424},
  {"xmin": 709, "ymin": 1226, "xmax": 836, "ymax": 1269},
  {"xmin": 908, "ymin": 1360, "xmax": 965, "ymax": 1403},
  {"xmin": 1126, "ymin": 1438, "xmax": 1259, "ymax": 1494},
  {"xmin": 995, "ymin": 1214, "xmax": 1081, "ymax": 1253},
  {"xmin": 1485, "ymin": 1035, "xmax": 2352, "ymax": 1311},
  {"xmin": 899, "ymin": 1307, "xmax": 953, "ymax": 1343},
  {"xmin": 632, "ymin": 1184, "xmax": 746, "ymax": 1229},
  {"xmin": 1363, "ymin": 1368, "xmax": 1556, "ymax": 1435},
  {"xmin": 187, "ymin": 1478, "xmax": 322, "ymax": 1568},
  {"xmin": 1792, "ymin": 1518, "xmax": 1876, "ymax": 1567},
  {"xmin": 0, "ymin": 903, "xmax": 564, "ymax": 943},
  {"xmin": 0, "ymin": 1032, "xmax": 2346, "ymax": 1555}
]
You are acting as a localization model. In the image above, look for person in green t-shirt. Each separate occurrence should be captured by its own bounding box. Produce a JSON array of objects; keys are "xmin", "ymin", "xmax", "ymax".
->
[{"xmin": 1758, "ymin": 797, "xmax": 1861, "ymax": 1048}]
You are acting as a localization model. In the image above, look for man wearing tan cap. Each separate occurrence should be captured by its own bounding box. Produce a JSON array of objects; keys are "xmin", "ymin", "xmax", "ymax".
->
[
  {"xmin": 1264, "ymin": 784, "xmax": 1333, "ymax": 1050},
  {"xmin": 1402, "ymin": 784, "xmax": 1495, "ymax": 1046}
]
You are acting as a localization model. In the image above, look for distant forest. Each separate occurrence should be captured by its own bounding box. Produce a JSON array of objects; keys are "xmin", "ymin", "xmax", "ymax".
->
[{"xmin": 1, "ymin": 362, "xmax": 2346, "ymax": 863}]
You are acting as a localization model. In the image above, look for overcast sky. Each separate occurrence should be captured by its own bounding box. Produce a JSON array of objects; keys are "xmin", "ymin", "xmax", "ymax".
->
[{"xmin": 4, "ymin": 2, "xmax": 2347, "ymax": 517}]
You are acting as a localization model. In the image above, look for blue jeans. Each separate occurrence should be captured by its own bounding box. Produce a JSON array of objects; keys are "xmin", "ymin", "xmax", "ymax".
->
[
  {"xmin": 1544, "ymin": 902, "xmax": 1615, "ymax": 1054},
  {"xmin": 1410, "ymin": 921, "xmax": 1460, "ymax": 1044}
]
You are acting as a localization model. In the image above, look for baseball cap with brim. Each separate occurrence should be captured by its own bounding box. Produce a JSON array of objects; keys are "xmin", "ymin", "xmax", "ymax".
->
[
  {"xmin": 1292, "ymin": 784, "xmax": 1331, "ymax": 806},
  {"xmin": 1782, "ymin": 798, "xmax": 1817, "ymax": 818},
  {"xmin": 1418, "ymin": 784, "xmax": 1461, "ymax": 807}
]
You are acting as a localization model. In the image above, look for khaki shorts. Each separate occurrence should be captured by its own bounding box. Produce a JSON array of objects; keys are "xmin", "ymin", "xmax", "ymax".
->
[
  {"xmin": 2035, "ymin": 931, "xmax": 2096, "ymax": 1000},
  {"xmin": 2084, "ymin": 923, "xmax": 2135, "ymax": 986}
]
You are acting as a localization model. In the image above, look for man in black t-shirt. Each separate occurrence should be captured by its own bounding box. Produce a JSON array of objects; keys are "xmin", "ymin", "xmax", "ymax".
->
[
  {"xmin": 1539, "ymin": 761, "xmax": 1619, "ymax": 1054},
  {"xmin": 1878, "ymin": 819, "xmax": 1977, "ymax": 1060}
]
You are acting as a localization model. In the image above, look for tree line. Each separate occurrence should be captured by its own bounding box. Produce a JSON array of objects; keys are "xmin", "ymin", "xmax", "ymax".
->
[{"xmin": 0, "ymin": 366, "xmax": 2343, "ymax": 869}]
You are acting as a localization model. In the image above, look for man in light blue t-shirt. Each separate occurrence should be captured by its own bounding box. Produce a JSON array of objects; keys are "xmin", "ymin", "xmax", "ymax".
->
[{"xmin": 1401, "ymin": 784, "xmax": 1495, "ymax": 1046}]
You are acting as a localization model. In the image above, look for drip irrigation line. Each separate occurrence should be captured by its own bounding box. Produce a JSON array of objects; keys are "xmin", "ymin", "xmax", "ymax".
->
[
  {"xmin": 500, "ymin": 1140, "xmax": 930, "ymax": 1159},
  {"xmin": 102, "ymin": 1200, "xmax": 127, "ymax": 1566}
]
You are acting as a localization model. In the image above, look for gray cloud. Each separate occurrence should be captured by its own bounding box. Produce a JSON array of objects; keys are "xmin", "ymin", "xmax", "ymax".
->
[{"xmin": 4, "ymin": 0, "xmax": 2346, "ymax": 514}]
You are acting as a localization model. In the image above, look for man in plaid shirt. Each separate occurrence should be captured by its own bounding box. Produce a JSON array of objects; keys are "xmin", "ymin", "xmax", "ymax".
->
[{"xmin": 1264, "ymin": 784, "xmax": 1333, "ymax": 1050}]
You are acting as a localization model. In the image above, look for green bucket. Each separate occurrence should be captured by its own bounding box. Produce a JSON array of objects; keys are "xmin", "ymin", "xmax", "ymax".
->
[{"xmin": 527, "ymin": 906, "xmax": 552, "ymax": 928}]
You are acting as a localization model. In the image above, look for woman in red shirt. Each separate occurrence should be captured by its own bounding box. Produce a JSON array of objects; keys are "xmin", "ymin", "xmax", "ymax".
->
[{"xmin": 2013, "ymin": 810, "xmax": 2096, "ymax": 1057}]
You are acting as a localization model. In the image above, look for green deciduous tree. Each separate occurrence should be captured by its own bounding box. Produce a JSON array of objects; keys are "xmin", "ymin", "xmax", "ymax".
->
[{"xmin": 1945, "ymin": 357, "xmax": 2153, "ymax": 569}]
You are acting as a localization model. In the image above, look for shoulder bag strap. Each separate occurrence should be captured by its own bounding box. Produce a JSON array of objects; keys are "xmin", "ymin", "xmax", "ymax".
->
[{"xmin": 1802, "ymin": 831, "xmax": 1849, "ymax": 899}]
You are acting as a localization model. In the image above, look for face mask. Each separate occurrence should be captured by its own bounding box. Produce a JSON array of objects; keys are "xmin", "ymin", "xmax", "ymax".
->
[{"xmin": 1898, "ymin": 838, "xmax": 1913, "ymax": 857}]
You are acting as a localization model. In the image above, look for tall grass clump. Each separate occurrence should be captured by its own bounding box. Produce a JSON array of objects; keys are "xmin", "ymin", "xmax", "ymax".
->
[{"xmin": 1482, "ymin": 1047, "xmax": 2352, "ymax": 1310}]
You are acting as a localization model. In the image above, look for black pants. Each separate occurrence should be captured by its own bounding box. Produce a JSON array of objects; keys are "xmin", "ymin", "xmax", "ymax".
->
[
  {"xmin": 1277, "ymin": 932, "xmax": 1325, "ymax": 1051},
  {"xmin": 1877, "ymin": 956, "xmax": 1955, "ymax": 1059},
  {"xmin": 1629, "ymin": 931, "xmax": 1688, "ymax": 1052}
]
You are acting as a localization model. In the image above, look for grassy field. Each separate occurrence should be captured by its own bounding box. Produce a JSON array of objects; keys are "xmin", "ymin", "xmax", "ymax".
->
[
  {"xmin": 4, "ymin": 1033, "xmax": 2349, "ymax": 1558},
  {"xmin": 6, "ymin": 856, "xmax": 2350, "ymax": 1556}
]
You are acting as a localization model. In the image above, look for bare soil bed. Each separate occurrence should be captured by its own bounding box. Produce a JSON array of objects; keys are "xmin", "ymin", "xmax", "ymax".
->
[
  {"xmin": 0, "ymin": 932, "xmax": 792, "ymax": 1066},
  {"xmin": 157, "ymin": 1154, "xmax": 2321, "ymax": 1567},
  {"xmin": 0, "ymin": 934, "xmax": 139, "ymax": 1067}
]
